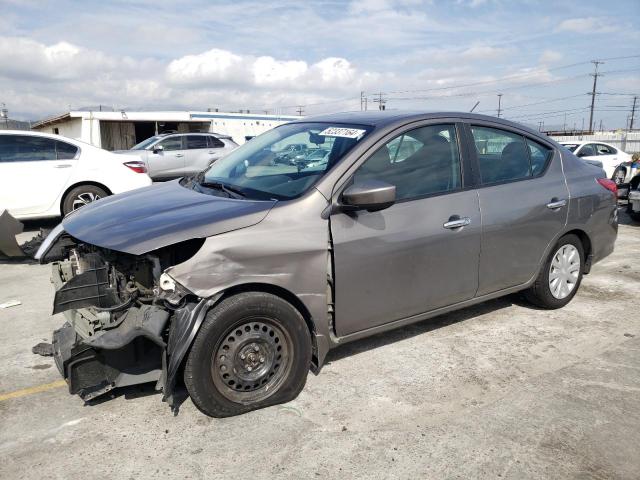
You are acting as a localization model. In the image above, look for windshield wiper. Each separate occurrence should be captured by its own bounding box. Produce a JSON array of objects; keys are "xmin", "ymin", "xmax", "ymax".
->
[{"xmin": 199, "ymin": 181, "xmax": 246, "ymax": 199}]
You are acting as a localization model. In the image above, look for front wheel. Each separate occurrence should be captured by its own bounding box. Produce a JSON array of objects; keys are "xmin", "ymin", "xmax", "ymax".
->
[
  {"xmin": 184, "ymin": 292, "xmax": 311, "ymax": 417},
  {"xmin": 524, "ymin": 234, "xmax": 584, "ymax": 309}
]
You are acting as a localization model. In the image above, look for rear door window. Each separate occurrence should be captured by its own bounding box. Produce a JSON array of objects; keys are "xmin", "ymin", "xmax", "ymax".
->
[
  {"xmin": 207, "ymin": 136, "xmax": 225, "ymax": 148},
  {"xmin": 0, "ymin": 135, "xmax": 57, "ymax": 162},
  {"xmin": 186, "ymin": 135, "xmax": 208, "ymax": 150},
  {"xmin": 471, "ymin": 126, "xmax": 530, "ymax": 184},
  {"xmin": 596, "ymin": 144, "xmax": 616, "ymax": 155},
  {"xmin": 526, "ymin": 138, "xmax": 553, "ymax": 175},
  {"xmin": 56, "ymin": 141, "xmax": 79, "ymax": 160}
]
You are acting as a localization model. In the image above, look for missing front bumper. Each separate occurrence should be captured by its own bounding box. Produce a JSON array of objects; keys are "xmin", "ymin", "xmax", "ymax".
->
[{"xmin": 50, "ymin": 305, "xmax": 170, "ymax": 401}]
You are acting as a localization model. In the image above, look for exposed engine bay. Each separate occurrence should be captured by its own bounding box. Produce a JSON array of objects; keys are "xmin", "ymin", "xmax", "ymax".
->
[{"xmin": 43, "ymin": 234, "xmax": 205, "ymax": 403}]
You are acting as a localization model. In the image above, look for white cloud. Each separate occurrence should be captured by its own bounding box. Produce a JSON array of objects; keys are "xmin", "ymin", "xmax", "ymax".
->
[
  {"xmin": 0, "ymin": 37, "xmax": 379, "ymax": 118},
  {"xmin": 557, "ymin": 17, "xmax": 616, "ymax": 34},
  {"xmin": 539, "ymin": 49, "xmax": 563, "ymax": 64}
]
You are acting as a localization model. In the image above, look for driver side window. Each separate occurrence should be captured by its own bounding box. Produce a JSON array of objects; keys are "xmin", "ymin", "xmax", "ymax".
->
[
  {"xmin": 354, "ymin": 124, "xmax": 461, "ymax": 201},
  {"xmin": 158, "ymin": 137, "xmax": 183, "ymax": 151}
]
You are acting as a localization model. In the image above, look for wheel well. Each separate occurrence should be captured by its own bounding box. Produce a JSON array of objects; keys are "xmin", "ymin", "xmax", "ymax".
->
[
  {"xmin": 218, "ymin": 283, "xmax": 319, "ymax": 367},
  {"xmin": 60, "ymin": 181, "xmax": 112, "ymax": 212},
  {"xmin": 563, "ymin": 229, "xmax": 592, "ymax": 273}
]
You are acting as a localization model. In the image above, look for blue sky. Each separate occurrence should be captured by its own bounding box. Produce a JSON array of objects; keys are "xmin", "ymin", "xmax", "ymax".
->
[{"xmin": 1, "ymin": 0, "xmax": 638, "ymax": 129}]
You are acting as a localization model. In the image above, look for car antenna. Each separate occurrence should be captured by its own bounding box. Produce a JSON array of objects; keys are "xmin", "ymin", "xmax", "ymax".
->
[{"xmin": 470, "ymin": 101, "xmax": 480, "ymax": 113}]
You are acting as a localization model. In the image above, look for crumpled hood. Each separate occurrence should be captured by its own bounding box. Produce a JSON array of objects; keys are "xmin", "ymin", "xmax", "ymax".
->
[{"xmin": 62, "ymin": 180, "xmax": 277, "ymax": 255}]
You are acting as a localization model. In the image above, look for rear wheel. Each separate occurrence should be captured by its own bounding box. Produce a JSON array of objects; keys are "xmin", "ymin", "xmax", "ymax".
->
[
  {"xmin": 62, "ymin": 184, "xmax": 108, "ymax": 216},
  {"xmin": 524, "ymin": 234, "xmax": 584, "ymax": 309},
  {"xmin": 184, "ymin": 292, "xmax": 311, "ymax": 417}
]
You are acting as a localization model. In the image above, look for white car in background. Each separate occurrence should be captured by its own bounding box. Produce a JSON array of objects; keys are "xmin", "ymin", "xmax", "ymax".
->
[
  {"xmin": 559, "ymin": 141, "xmax": 632, "ymax": 181},
  {"xmin": 0, "ymin": 131, "xmax": 151, "ymax": 219}
]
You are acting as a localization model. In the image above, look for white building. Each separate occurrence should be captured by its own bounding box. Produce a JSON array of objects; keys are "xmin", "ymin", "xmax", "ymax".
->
[{"xmin": 32, "ymin": 110, "xmax": 301, "ymax": 150}]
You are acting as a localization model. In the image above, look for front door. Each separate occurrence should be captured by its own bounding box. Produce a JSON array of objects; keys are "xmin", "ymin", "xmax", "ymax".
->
[
  {"xmin": 331, "ymin": 123, "xmax": 481, "ymax": 337},
  {"xmin": 147, "ymin": 136, "xmax": 186, "ymax": 178},
  {"xmin": 0, "ymin": 134, "xmax": 76, "ymax": 216},
  {"xmin": 466, "ymin": 123, "xmax": 569, "ymax": 295}
]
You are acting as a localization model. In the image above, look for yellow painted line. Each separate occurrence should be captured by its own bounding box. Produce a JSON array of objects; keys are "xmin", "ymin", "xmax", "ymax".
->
[{"xmin": 0, "ymin": 379, "xmax": 67, "ymax": 402}]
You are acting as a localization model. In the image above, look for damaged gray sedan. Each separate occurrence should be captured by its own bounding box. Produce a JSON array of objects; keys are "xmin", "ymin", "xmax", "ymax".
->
[{"xmin": 35, "ymin": 112, "xmax": 618, "ymax": 417}]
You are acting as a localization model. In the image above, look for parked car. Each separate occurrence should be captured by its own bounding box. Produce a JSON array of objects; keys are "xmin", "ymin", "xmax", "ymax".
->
[
  {"xmin": 0, "ymin": 130, "xmax": 151, "ymax": 219},
  {"xmin": 116, "ymin": 132, "xmax": 238, "ymax": 180},
  {"xmin": 36, "ymin": 112, "xmax": 617, "ymax": 417},
  {"xmin": 626, "ymin": 153, "xmax": 640, "ymax": 221},
  {"xmin": 559, "ymin": 141, "xmax": 631, "ymax": 181},
  {"xmin": 299, "ymin": 148, "xmax": 330, "ymax": 170}
]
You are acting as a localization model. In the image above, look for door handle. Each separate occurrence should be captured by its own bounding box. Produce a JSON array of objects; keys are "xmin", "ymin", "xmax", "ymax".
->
[
  {"xmin": 443, "ymin": 216, "xmax": 471, "ymax": 229},
  {"xmin": 546, "ymin": 198, "xmax": 567, "ymax": 209},
  {"xmin": 53, "ymin": 164, "xmax": 72, "ymax": 168},
  {"xmin": 175, "ymin": 153, "xmax": 184, "ymax": 158},
  {"xmin": 208, "ymin": 151, "xmax": 215, "ymax": 154}
]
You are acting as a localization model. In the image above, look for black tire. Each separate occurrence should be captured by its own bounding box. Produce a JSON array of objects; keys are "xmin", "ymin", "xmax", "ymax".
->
[
  {"xmin": 184, "ymin": 292, "xmax": 311, "ymax": 417},
  {"xmin": 62, "ymin": 184, "xmax": 108, "ymax": 216},
  {"xmin": 524, "ymin": 234, "xmax": 584, "ymax": 309}
]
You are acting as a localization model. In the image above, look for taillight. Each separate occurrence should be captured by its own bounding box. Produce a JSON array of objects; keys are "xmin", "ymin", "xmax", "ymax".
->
[
  {"xmin": 123, "ymin": 161, "xmax": 147, "ymax": 173},
  {"xmin": 597, "ymin": 178, "xmax": 617, "ymax": 195}
]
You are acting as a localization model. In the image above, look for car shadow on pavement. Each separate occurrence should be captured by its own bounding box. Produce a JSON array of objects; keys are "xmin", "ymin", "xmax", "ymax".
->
[{"xmin": 326, "ymin": 295, "xmax": 517, "ymax": 364}]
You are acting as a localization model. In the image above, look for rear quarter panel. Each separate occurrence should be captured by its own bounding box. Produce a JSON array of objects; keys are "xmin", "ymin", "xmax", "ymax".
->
[
  {"xmin": 73, "ymin": 148, "xmax": 152, "ymax": 194},
  {"xmin": 562, "ymin": 150, "xmax": 617, "ymax": 264}
]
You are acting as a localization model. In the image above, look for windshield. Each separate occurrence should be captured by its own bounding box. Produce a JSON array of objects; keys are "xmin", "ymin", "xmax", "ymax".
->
[
  {"xmin": 562, "ymin": 143, "xmax": 579, "ymax": 152},
  {"xmin": 131, "ymin": 136, "xmax": 161, "ymax": 150},
  {"xmin": 195, "ymin": 122, "xmax": 372, "ymax": 200}
]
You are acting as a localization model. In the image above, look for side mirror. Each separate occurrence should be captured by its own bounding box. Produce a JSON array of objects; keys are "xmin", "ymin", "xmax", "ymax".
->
[
  {"xmin": 152, "ymin": 145, "xmax": 164, "ymax": 153},
  {"xmin": 576, "ymin": 150, "xmax": 588, "ymax": 158},
  {"xmin": 342, "ymin": 179, "xmax": 396, "ymax": 212}
]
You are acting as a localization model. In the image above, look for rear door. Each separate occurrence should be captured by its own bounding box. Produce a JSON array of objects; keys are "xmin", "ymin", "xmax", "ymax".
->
[
  {"xmin": 0, "ymin": 135, "xmax": 77, "ymax": 216},
  {"xmin": 595, "ymin": 143, "xmax": 620, "ymax": 178},
  {"xmin": 464, "ymin": 123, "xmax": 569, "ymax": 295},
  {"xmin": 331, "ymin": 122, "xmax": 481, "ymax": 337},
  {"xmin": 146, "ymin": 136, "xmax": 186, "ymax": 178},
  {"xmin": 184, "ymin": 135, "xmax": 222, "ymax": 175}
]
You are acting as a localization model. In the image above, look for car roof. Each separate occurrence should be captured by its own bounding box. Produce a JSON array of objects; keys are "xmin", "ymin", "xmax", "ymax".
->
[
  {"xmin": 0, "ymin": 129, "xmax": 91, "ymax": 147},
  {"xmin": 559, "ymin": 140, "xmax": 615, "ymax": 147},
  {"xmin": 296, "ymin": 110, "xmax": 547, "ymax": 138}
]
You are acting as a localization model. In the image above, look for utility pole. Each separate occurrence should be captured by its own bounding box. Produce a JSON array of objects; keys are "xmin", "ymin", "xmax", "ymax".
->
[
  {"xmin": 360, "ymin": 91, "xmax": 365, "ymax": 111},
  {"xmin": 296, "ymin": 105, "xmax": 305, "ymax": 116},
  {"xmin": 497, "ymin": 93, "xmax": 503, "ymax": 118},
  {"xmin": 599, "ymin": 119, "xmax": 603, "ymax": 132},
  {"xmin": 563, "ymin": 113, "xmax": 567, "ymax": 132},
  {"xmin": 588, "ymin": 60, "xmax": 603, "ymax": 134},
  {"xmin": 630, "ymin": 96, "xmax": 637, "ymax": 131},
  {"xmin": 373, "ymin": 92, "xmax": 386, "ymax": 111}
]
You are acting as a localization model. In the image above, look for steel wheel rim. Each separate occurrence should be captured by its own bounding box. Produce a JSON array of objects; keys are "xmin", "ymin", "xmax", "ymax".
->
[
  {"xmin": 211, "ymin": 318, "xmax": 292, "ymax": 404},
  {"xmin": 548, "ymin": 244, "xmax": 580, "ymax": 299},
  {"xmin": 72, "ymin": 192, "xmax": 101, "ymax": 210}
]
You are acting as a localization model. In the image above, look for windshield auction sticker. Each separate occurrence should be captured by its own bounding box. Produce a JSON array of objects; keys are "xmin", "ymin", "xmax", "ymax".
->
[{"xmin": 319, "ymin": 127, "xmax": 366, "ymax": 139}]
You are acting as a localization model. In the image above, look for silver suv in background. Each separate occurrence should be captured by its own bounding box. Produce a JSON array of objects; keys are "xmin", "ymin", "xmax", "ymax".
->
[{"xmin": 116, "ymin": 133, "xmax": 238, "ymax": 180}]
